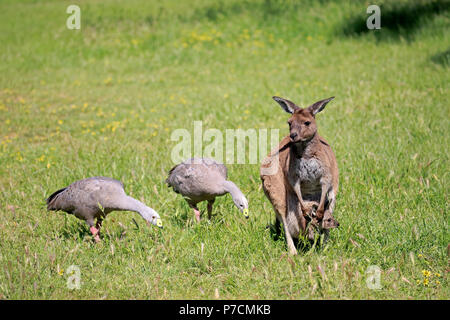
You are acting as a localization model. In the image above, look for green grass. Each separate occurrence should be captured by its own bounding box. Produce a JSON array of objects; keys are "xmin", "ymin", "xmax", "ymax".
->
[{"xmin": 0, "ymin": 0, "xmax": 448, "ymax": 299}]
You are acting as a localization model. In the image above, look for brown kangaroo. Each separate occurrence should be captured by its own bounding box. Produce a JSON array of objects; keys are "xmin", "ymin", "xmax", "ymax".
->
[{"xmin": 260, "ymin": 96, "xmax": 339, "ymax": 255}]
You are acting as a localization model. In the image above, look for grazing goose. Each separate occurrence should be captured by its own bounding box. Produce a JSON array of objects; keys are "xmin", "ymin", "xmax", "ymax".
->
[
  {"xmin": 46, "ymin": 176, "xmax": 162, "ymax": 242},
  {"xmin": 166, "ymin": 158, "xmax": 249, "ymax": 222}
]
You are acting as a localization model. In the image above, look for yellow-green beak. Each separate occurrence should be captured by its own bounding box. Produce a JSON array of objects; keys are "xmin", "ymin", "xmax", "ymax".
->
[
  {"xmin": 156, "ymin": 218, "xmax": 163, "ymax": 228},
  {"xmin": 243, "ymin": 208, "xmax": 249, "ymax": 219}
]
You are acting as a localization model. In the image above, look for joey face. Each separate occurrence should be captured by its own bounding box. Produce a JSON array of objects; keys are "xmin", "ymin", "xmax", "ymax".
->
[{"xmin": 320, "ymin": 210, "xmax": 339, "ymax": 230}]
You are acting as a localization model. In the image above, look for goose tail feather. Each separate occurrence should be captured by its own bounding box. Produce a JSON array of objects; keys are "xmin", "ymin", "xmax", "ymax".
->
[{"xmin": 46, "ymin": 187, "xmax": 67, "ymax": 210}]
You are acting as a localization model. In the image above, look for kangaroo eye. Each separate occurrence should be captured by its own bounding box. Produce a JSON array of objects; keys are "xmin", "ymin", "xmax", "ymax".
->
[{"xmin": 304, "ymin": 121, "xmax": 311, "ymax": 126}]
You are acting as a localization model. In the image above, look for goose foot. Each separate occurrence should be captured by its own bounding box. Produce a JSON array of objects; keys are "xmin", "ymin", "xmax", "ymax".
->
[
  {"xmin": 193, "ymin": 208, "xmax": 201, "ymax": 222},
  {"xmin": 90, "ymin": 226, "xmax": 100, "ymax": 243}
]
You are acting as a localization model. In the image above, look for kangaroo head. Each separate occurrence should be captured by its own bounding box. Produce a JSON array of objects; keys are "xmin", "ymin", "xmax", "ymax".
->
[
  {"xmin": 273, "ymin": 96, "xmax": 334, "ymax": 143},
  {"xmin": 320, "ymin": 210, "xmax": 340, "ymax": 230}
]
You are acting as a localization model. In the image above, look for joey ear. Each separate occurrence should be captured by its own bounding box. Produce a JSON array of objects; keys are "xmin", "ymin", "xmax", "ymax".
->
[
  {"xmin": 272, "ymin": 96, "xmax": 299, "ymax": 114},
  {"xmin": 307, "ymin": 96, "xmax": 335, "ymax": 116}
]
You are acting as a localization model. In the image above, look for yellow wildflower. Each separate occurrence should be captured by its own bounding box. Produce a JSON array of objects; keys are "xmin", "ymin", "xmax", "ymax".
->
[{"xmin": 422, "ymin": 270, "xmax": 431, "ymax": 277}]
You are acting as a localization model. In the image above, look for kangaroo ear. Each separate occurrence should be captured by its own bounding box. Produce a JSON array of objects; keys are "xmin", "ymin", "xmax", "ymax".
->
[
  {"xmin": 273, "ymin": 96, "xmax": 299, "ymax": 114},
  {"xmin": 307, "ymin": 97, "xmax": 335, "ymax": 116}
]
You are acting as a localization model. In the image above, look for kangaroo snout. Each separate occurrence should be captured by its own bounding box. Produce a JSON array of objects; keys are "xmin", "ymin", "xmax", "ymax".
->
[{"xmin": 289, "ymin": 132, "xmax": 298, "ymax": 141}]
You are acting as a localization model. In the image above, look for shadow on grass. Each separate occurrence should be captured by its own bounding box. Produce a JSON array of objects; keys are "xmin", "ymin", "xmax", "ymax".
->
[
  {"xmin": 59, "ymin": 222, "xmax": 131, "ymax": 243},
  {"xmin": 341, "ymin": 0, "xmax": 449, "ymax": 41},
  {"xmin": 430, "ymin": 48, "xmax": 450, "ymax": 67},
  {"xmin": 59, "ymin": 222, "xmax": 91, "ymax": 241},
  {"xmin": 267, "ymin": 219, "xmax": 323, "ymax": 254},
  {"xmin": 178, "ymin": 0, "xmax": 319, "ymax": 23}
]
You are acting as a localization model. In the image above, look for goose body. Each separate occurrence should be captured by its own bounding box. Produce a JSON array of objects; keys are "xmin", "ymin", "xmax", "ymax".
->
[
  {"xmin": 47, "ymin": 176, "xmax": 162, "ymax": 241},
  {"xmin": 166, "ymin": 158, "xmax": 248, "ymax": 221}
]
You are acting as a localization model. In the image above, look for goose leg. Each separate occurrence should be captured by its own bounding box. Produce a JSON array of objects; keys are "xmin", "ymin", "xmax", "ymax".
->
[
  {"xmin": 94, "ymin": 218, "xmax": 103, "ymax": 242},
  {"xmin": 86, "ymin": 218, "xmax": 100, "ymax": 243},
  {"xmin": 189, "ymin": 203, "xmax": 201, "ymax": 222},
  {"xmin": 89, "ymin": 227, "xmax": 100, "ymax": 243},
  {"xmin": 96, "ymin": 218, "xmax": 103, "ymax": 230},
  {"xmin": 193, "ymin": 207, "xmax": 201, "ymax": 222},
  {"xmin": 207, "ymin": 199, "xmax": 215, "ymax": 220}
]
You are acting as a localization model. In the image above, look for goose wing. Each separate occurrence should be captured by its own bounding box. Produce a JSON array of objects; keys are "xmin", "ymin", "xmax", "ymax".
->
[
  {"xmin": 46, "ymin": 177, "xmax": 125, "ymax": 214},
  {"xmin": 166, "ymin": 158, "xmax": 227, "ymax": 199}
]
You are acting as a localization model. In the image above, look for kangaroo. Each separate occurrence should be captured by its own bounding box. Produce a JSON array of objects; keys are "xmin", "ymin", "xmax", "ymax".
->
[{"xmin": 261, "ymin": 96, "xmax": 339, "ymax": 255}]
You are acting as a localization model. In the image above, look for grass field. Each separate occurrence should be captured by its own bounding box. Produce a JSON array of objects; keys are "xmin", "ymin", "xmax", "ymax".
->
[{"xmin": 0, "ymin": 0, "xmax": 448, "ymax": 299}]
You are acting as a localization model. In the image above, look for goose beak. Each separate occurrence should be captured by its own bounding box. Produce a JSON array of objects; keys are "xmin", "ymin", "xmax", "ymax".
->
[
  {"xmin": 243, "ymin": 208, "xmax": 249, "ymax": 219},
  {"xmin": 156, "ymin": 218, "xmax": 163, "ymax": 228}
]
